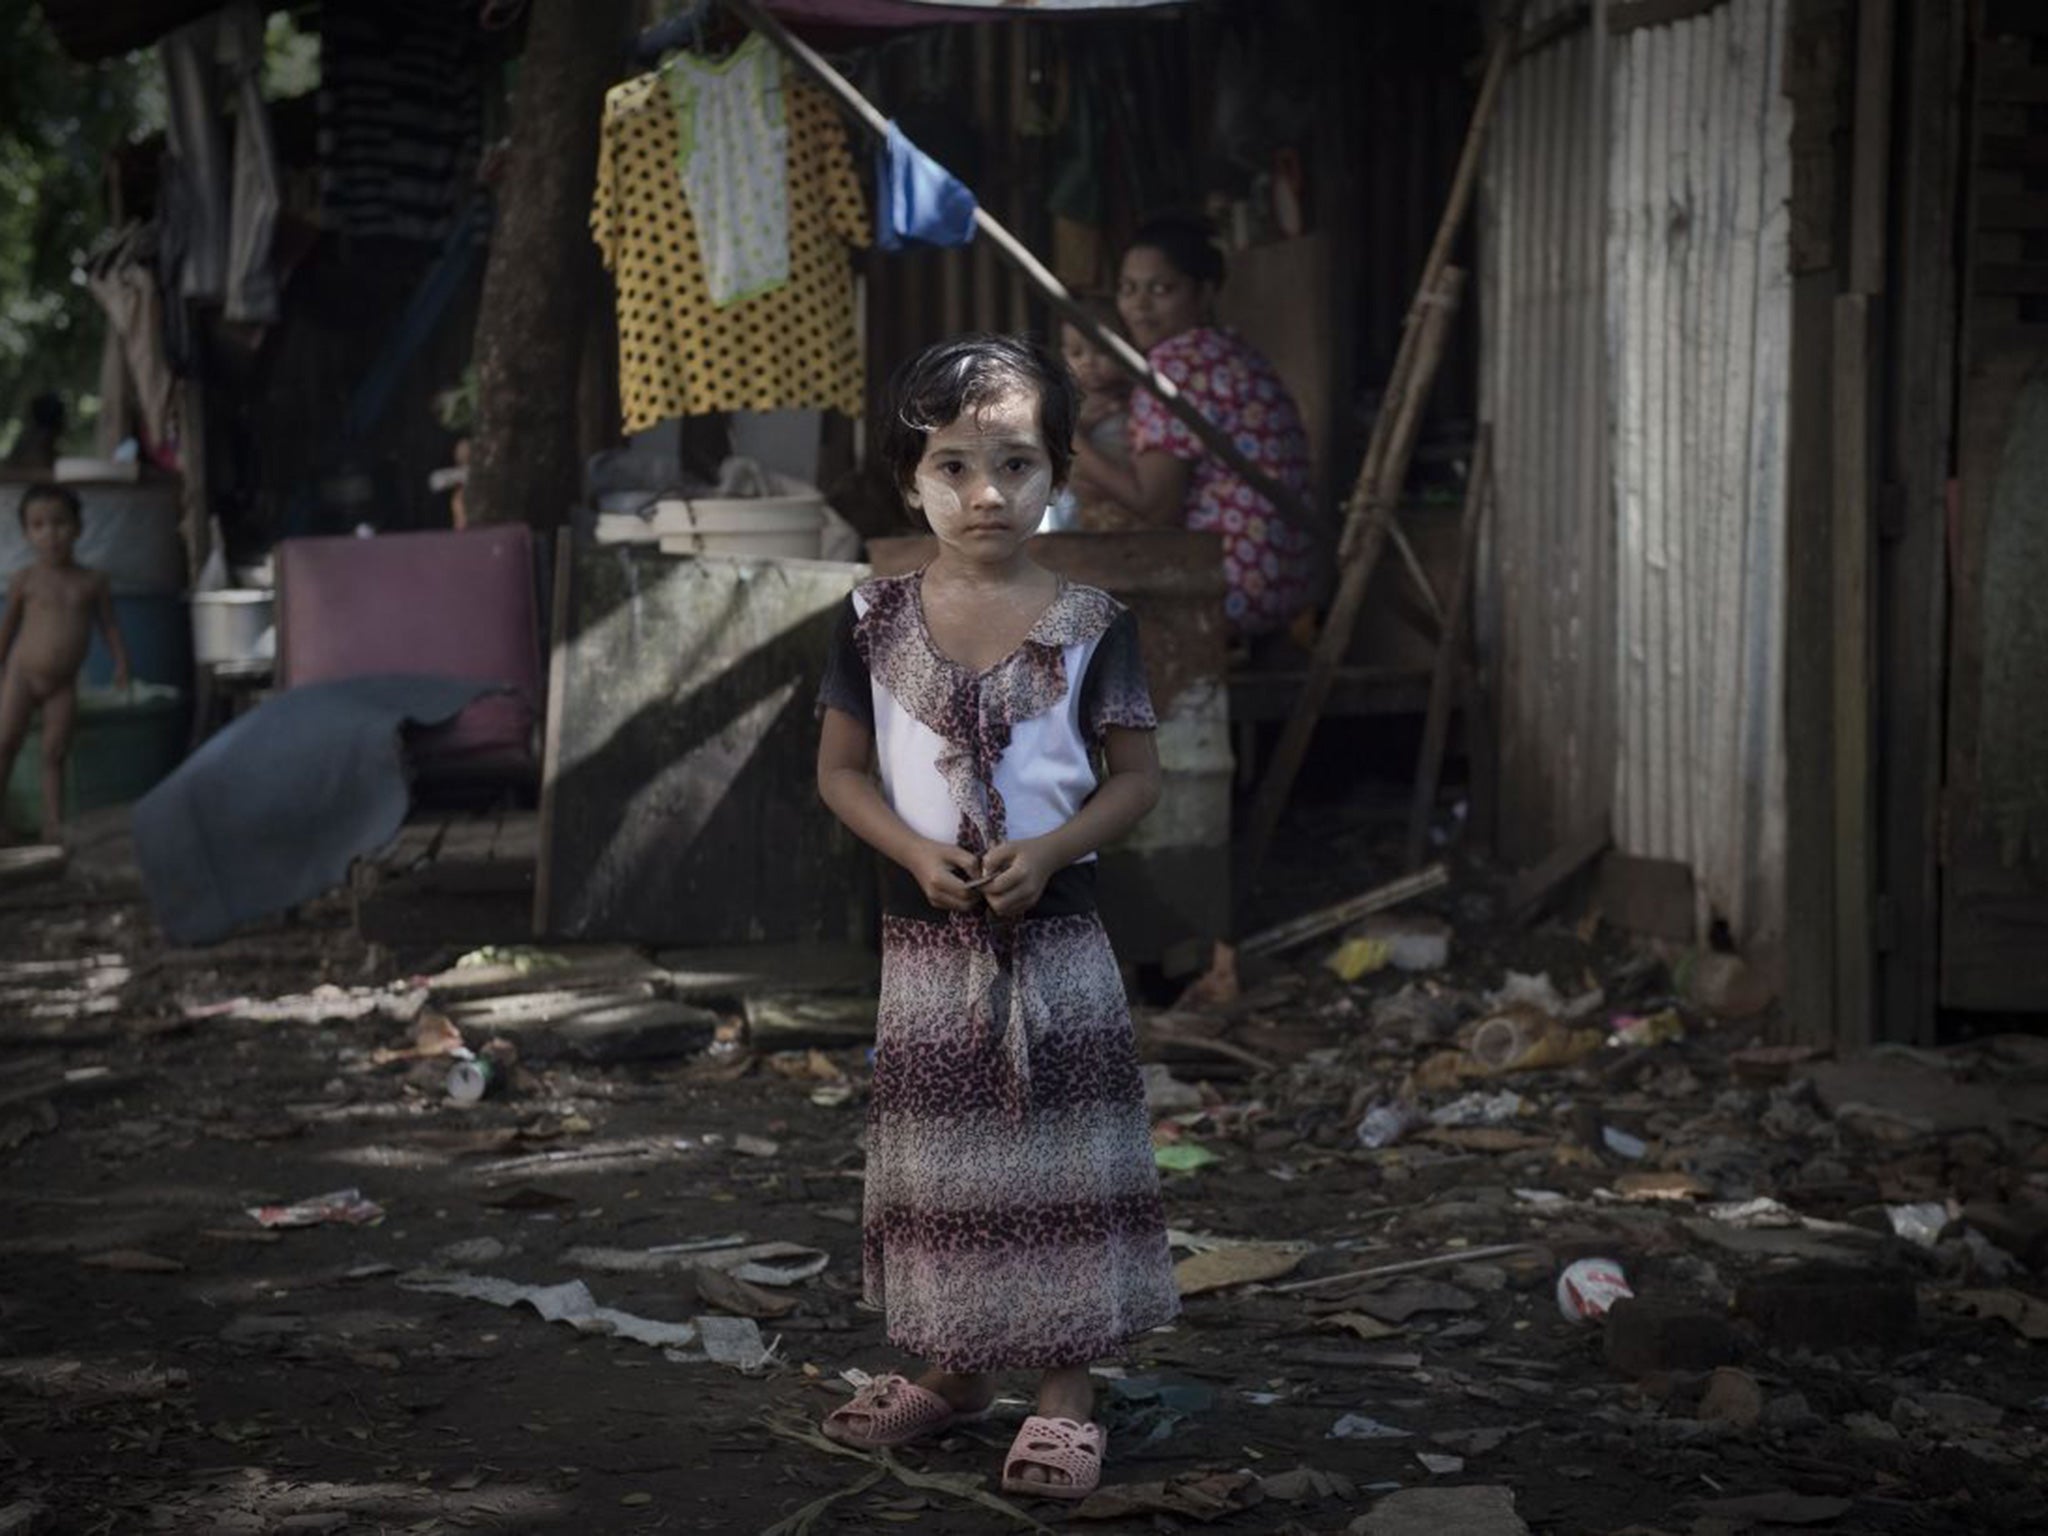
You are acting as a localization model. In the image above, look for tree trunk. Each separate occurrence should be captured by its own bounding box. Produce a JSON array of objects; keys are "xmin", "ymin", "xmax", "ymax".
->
[{"xmin": 466, "ymin": 0, "xmax": 632, "ymax": 527}]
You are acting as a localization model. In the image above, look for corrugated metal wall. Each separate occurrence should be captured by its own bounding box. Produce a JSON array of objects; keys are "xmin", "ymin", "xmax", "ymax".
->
[
  {"xmin": 1481, "ymin": 0, "xmax": 1613, "ymax": 868},
  {"xmin": 1608, "ymin": 0, "xmax": 1791, "ymax": 945},
  {"xmin": 1484, "ymin": 0, "xmax": 1792, "ymax": 947}
]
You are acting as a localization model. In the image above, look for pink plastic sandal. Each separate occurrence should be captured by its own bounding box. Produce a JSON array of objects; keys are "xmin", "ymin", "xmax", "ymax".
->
[
  {"xmin": 821, "ymin": 1373, "xmax": 992, "ymax": 1449},
  {"xmin": 1000, "ymin": 1415, "xmax": 1106, "ymax": 1500}
]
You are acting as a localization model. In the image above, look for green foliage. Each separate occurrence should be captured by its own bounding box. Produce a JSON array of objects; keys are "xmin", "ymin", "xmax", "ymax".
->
[{"xmin": 0, "ymin": 4, "xmax": 161, "ymax": 454}]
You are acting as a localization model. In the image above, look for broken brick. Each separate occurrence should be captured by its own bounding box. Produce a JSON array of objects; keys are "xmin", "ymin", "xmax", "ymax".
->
[
  {"xmin": 1734, "ymin": 1264, "xmax": 1918, "ymax": 1354},
  {"xmin": 1603, "ymin": 1298, "xmax": 1739, "ymax": 1376}
]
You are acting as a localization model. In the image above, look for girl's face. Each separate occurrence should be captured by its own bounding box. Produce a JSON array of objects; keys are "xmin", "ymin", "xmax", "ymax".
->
[
  {"xmin": 1117, "ymin": 245, "xmax": 1211, "ymax": 351},
  {"xmin": 22, "ymin": 497, "xmax": 79, "ymax": 566},
  {"xmin": 1061, "ymin": 322, "xmax": 1120, "ymax": 397},
  {"xmin": 907, "ymin": 387, "xmax": 1055, "ymax": 564}
]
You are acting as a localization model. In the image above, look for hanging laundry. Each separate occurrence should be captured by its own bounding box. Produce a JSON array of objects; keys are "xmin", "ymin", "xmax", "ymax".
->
[
  {"xmin": 319, "ymin": 1, "xmax": 482, "ymax": 243},
  {"xmin": 876, "ymin": 121, "xmax": 977, "ymax": 251},
  {"xmin": 86, "ymin": 224, "xmax": 180, "ymax": 456},
  {"xmin": 592, "ymin": 54, "xmax": 869, "ymax": 431},
  {"xmin": 158, "ymin": 1, "xmax": 280, "ymax": 323},
  {"xmin": 667, "ymin": 35, "xmax": 791, "ymax": 305}
]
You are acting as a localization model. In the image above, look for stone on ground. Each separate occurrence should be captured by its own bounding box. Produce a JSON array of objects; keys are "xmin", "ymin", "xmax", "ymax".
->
[{"xmin": 1348, "ymin": 1485, "xmax": 1530, "ymax": 1536}]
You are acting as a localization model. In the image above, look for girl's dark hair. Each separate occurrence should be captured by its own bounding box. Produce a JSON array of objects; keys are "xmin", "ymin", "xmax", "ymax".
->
[
  {"xmin": 881, "ymin": 334, "xmax": 1078, "ymax": 496},
  {"xmin": 18, "ymin": 482, "xmax": 80, "ymax": 528},
  {"xmin": 1128, "ymin": 215, "xmax": 1227, "ymax": 288}
]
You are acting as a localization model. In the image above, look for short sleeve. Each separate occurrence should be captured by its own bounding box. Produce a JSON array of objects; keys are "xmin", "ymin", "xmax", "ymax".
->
[
  {"xmin": 1126, "ymin": 335, "xmax": 1207, "ymax": 463},
  {"xmin": 590, "ymin": 101, "xmax": 620, "ymax": 270},
  {"xmin": 816, "ymin": 596, "xmax": 873, "ymax": 727},
  {"xmin": 1079, "ymin": 607, "xmax": 1157, "ymax": 741}
]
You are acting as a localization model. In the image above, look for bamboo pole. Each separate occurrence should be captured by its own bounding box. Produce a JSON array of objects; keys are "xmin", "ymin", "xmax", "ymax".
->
[
  {"xmin": 1237, "ymin": 861, "xmax": 1451, "ymax": 960},
  {"xmin": 1403, "ymin": 426, "xmax": 1493, "ymax": 870},
  {"xmin": 1242, "ymin": 5, "xmax": 1523, "ymax": 879},
  {"xmin": 1244, "ymin": 265, "xmax": 1466, "ymax": 873}
]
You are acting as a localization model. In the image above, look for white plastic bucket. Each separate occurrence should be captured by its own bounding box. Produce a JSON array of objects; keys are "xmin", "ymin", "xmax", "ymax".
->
[{"xmin": 651, "ymin": 496, "xmax": 825, "ymax": 560}]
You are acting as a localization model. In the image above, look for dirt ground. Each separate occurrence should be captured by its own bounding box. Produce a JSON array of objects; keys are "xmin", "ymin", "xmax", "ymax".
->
[{"xmin": 4, "ymin": 804, "xmax": 2048, "ymax": 1535}]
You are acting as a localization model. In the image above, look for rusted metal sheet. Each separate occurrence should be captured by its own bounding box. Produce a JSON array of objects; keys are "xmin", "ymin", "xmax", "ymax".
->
[
  {"xmin": 1480, "ymin": 0, "xmax": 1615, "ymax": 867},
  {"xmin": 1607, "ymin": 0, "xmax": 1791, "ymax": 947},
  {"xmin": 1483, "ymin": 0, "xmax": 1791, "ymax": 951},
  {"xmin": 868, "ymin": 531, "xmax": 1229, "ymax": 965}
]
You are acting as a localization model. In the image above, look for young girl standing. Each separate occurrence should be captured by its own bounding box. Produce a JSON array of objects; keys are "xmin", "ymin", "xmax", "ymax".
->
[{"xmin": 814, "ymin": 335, "xmax": 1179, "ymax": 1499}]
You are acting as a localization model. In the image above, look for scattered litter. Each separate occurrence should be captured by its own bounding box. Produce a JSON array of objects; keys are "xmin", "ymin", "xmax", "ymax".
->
[
  {"xmin": 1555, "ymin": 1257, "xmax": 1633, "ymax": 1322},
  {"xmin": 1601, "ymin": 1125, "xmax": 1649, "ymax": 1160},
  {"xmin": 1329, "ymin": 1413, "xmax": 1411, "ymax": 1440},
  {"xmin": 435, "ymin": 1237, "xmax": 509, "ymax": 1266},
  {"xmin": 566, "ymin": 1239, "xmax": 828, "ymax": 1287},
  {"xmin": 400, "ymin": 1271, "xmax": 697, "ymax": 1348},
  {"xmin": 1356, "ymin": 1102, "xmax": 1420, "ymax": 1148},
  {"xmin": 1612, "ymin": 1170, "xmax": 1709, "ymax": 1201},
  {"xmin": 733, "ymin": 1134, "xmax": 780, "ymax": 1159},
  {"xmin": 1468, "ymin": 1010, "xmax": 1604, "ymax": 1075},
  {"xmin": 692, "ymin": 1267, "xmax": 799, "ymax": 1320},
  {"xmin": 1352, "ymin": 914, "xmax": 1453, "ymax": 972},
  {"xmin": 1154, "ymin": 1143, "xmax": 1219, "ymax": 1173},
  {"xmin": 1886, "ymin": 1200, "xmax": 1952, "ymax": 1248},
  {"xmin": 1070, "ymin": 1469, "xmax": 1261, "ymax": 1523},
  {"xmin": 1428, "ymin": 1090, "xmax": 1525, "ymax": 1128},
  {"xmin": 1349, "ymin": 1280, "xmax": 1476, "ymax": 1323},
  {"xmin": 1142, "ymin": 1062, "xmax": 1206, "ymax": 1113},
  {"xmin": 1609, "ymin": 1009, "xmax": 1685, "ymax": 1048},
  {"xmin": 399, "ymin": 1270, "xmax": 772, "ymax": 1369},
  {"xmin": 1327, "ymin": 935, "xmax": 1391, "ymax": 981},
  {"xmin": 187, "ymin": 985, "xmax": 426, "ymax": 1027},
  {"xmin": 248, "ymin": 1188, "xmax": 386, "ymax": 1229},
  {"xmin": 1260, "ymin": 1466, "xmax": 1358, "ymax": 1504},
  {"xmin": 456, "ymin": 946, "xmax": 571, "ymax": 975}
]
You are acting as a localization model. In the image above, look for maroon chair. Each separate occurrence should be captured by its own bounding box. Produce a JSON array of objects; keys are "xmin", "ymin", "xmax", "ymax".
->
[{"xmin": 275, "ymin": 526, "xmax": 543, "ymax": 791}]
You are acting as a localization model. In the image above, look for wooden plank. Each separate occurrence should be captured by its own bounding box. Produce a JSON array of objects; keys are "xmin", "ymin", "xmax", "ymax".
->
[
  {"xmin": 1974, "ymin": 67, "xmax": 2048, "ymax": 103},
  {"xmin": 1876, "ymin": 0, "xmax": 1961, "ymax": 1044},
  {"xmin": 1849, "ymin": 0, "xmax": 1895, "ymax": 293},
  {"xmin": 1973, "ymin": 193, "xmax": 2048, "ymax": 230},
  {"xmin": 1506, "ymin": 822, "xmax": 1611, "ymax": 927},
  {"xmin": 1404, "ymin": 427, "xmax": 1492, "ymax": 870},
  {"xmin": 1781, "ymin": 0, "xmax": 1852, "ymax": 1043},
  {"xmin": 1831, "ymin": 292, "xmax": 1877, "ymax": 1052},
  {"xmin": 1974, "ymin": 135, "xmax": 2048, "ymax": 171}
]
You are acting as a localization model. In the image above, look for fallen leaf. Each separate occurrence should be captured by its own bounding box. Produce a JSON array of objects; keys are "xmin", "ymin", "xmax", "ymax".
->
[
  {"xmin": 1320, "ymin": 1312, "xmax": 1401, "ymax": 1341},
  {"xmin": 1420, "ymin": 1127, "xmax": 1554, "ymax": 1153},
  {"xmin": 1155, "ymin": 1143, "xmax": 1220, "ymax": 1173},
  {"xmin": 80, "ymin": 1250, "xmax": 185, "ymax": 1274},
  {"xmin": 1175, "ymin": 1243, "xmax": 1305, "ymax": 1296},
  {"xmin": 693, "ymin": 1266, "xmax": 799, "ymax": 1320},
  {"xmin": 1071, "ymin": 1469, "xmax": 1260, "ymax": 1522}
]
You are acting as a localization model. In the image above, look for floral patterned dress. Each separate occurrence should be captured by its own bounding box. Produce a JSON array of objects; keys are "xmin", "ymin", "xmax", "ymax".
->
[
  {"xmin": 1127, "ymin": 325, "xmax": 1316, "ymax": 637},
  {"xmin": 816, "ymin": 572, "xmax": 1181, "ymax": 1372}
]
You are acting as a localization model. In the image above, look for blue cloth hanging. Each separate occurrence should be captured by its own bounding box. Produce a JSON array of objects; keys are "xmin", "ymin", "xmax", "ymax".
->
[{"xmin": 877, "ymin": 120, "xmax": 977, "ymax": 251}]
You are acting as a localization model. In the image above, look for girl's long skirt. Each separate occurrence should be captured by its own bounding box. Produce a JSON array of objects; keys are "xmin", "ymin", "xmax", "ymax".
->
[{"xmin": 862, "ymin": 911, "xmax": 1181, "ymax": 1374}]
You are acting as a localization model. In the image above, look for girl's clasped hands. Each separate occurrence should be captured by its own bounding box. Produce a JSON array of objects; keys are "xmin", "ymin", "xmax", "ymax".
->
[{"xmin": 908, "ymin": 837, "xmax": 1057, "ymax": 917}]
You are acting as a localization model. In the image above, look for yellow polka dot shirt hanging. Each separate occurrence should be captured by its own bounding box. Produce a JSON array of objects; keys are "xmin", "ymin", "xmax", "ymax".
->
[{"xmin": 592, "ymin": 47, "xmax": 869, "ymax": 431}]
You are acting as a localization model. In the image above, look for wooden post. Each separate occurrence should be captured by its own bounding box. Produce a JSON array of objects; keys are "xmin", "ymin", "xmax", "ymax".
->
[
  {"xmin": 1244, "ymin": 266, "xmax": 1466, "ymax": 874},
  {"xmin": 1243, "ymin": 6, "xmax": 1523, "ymax": 879},
  {"xmin": 1404, "ymin": 426, "xmax": 1493, "ymax": 870}
]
